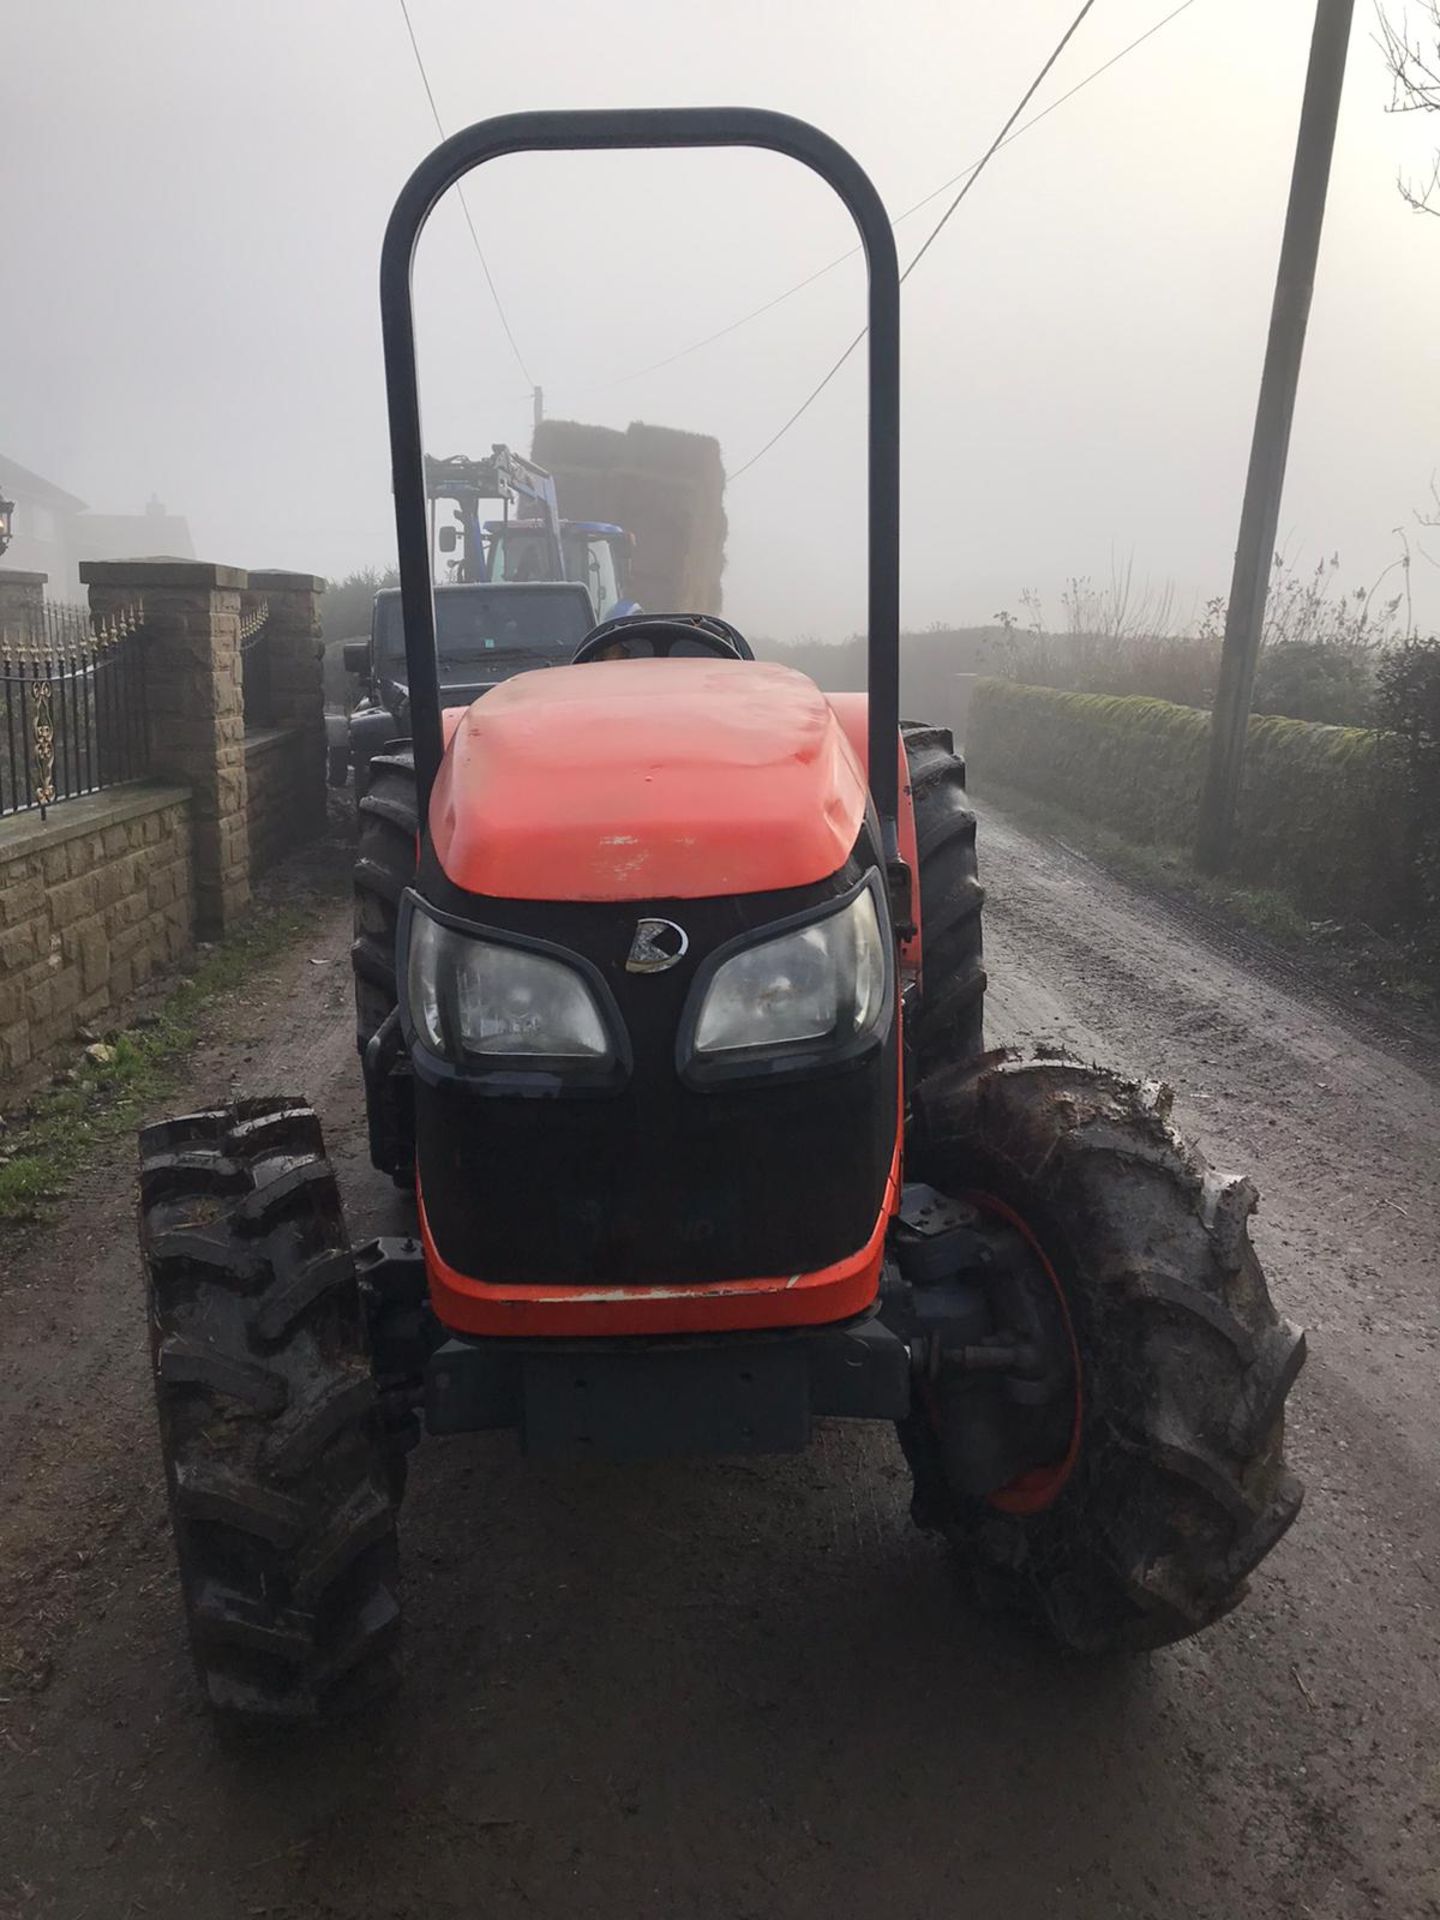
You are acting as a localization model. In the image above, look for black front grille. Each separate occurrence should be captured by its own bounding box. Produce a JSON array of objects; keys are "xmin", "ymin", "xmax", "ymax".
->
[{"xmin": 413, "ymin": 839, "xmax": 897, "ymax": 1289}]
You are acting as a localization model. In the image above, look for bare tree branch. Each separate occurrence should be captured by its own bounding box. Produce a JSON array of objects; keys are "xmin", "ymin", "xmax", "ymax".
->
[
  {"xmin": 1399, "ymin": 151, "xmax": 1440, "ymax": 210},
  {"xmin": 1376, "ymin": 1, "xmax": 1440, "ymax": 207},
  {"xmin": 1377, "ymin": 2, "xmax": 1440, "ymax": 107}
]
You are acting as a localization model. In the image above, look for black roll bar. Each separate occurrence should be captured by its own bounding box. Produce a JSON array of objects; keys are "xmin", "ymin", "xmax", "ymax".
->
[{"xmin": 380, "ymin": 108, "xmax": 902, "ymax": 868}]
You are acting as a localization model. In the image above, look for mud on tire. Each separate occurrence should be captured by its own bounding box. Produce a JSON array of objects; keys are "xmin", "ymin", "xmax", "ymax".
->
[
  {"xmin": 351, "ymin": 746, "xmax": 417, "ymax": 1177},
  {"xmin": 902, "ymin": 723, "xmax": 985, "ymax": 1072},
  {"xmin": 901, "ymin": 1056, "xmax": 1305, "ymax": 1652},
  {"xmin": 139, "ymin": 1099, "xmax": 401, "ymax": 1722}
]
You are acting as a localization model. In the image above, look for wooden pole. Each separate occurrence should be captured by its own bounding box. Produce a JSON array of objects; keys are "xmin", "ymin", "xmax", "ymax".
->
[{"xmin": 1195, "ymin": 0, "xmax": 1354, "ymax": 873}]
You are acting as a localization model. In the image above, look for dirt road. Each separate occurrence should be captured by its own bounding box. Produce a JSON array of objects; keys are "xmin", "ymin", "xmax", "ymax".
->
[{"xmin": 2, "ymin": 802, "xmax": 1437, "ymax": 1920}]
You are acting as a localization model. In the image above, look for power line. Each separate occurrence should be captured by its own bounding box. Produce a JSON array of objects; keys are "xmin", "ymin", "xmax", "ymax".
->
[
  {"xmin": 729, "ymin": 0, "xmax": 1103, "ymax": 483},
  {"xmin": 397, "ymin": 0, "xmax": 536, "ymax": 391},
  {"xmin": 602, "ymin": 254, "xmax": 853, "ymax": 390},
  {"xmin": 608, "ymin": 0, "xmax": 1198, "ymax": 396},
  {"xmin": 896, "ymin": 0, "xmax": 1198, "ymax": 234}
]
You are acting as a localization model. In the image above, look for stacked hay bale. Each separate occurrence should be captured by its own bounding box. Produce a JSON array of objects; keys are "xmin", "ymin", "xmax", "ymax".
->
[{"xmin": 532, "ymin": 419, "xmax": 726, "ymax": 613}]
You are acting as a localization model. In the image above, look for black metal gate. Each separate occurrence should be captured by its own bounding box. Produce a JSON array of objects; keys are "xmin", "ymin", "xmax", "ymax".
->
[{"xmin": 0, "ymin": 599, "xmax": 148, "ymax": 819}]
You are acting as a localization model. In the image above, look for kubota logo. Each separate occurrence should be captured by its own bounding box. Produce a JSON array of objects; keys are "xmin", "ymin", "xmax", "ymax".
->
[{"xmin": 626, "ymin": 918, "xmax": 689, "ymax": 974}]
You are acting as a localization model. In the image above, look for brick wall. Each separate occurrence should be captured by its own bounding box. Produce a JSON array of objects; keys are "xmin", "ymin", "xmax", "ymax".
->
[
  {"xmin": 0, "ymin": 784, "xmax": 193, "ymax": 1078},
  {"xmin": 84, "ymin": 560, "xmax": 251, "ymax": 934},
  {"xmin": 244, "ymin": 728, "xmax": 309, "ymax": 879},
  {"xmin": 0, "ymin": 558, "xmax": 326, "ymax": 1094}
]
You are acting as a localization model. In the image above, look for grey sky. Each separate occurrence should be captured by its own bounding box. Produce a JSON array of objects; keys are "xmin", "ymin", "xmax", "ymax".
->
[{"xmin": 5, "ymin": 0, "xmax": 1439, "ymax": 638}]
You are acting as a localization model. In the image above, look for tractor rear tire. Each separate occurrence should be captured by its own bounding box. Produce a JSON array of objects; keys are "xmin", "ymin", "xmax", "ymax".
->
[
  {"xmin": 902, "ymin": 723, "xmax": 985, "ymax": 1072},
  {"xmin": 900, "ymin": 1055, "xmax": 1305, "ymax": 1652},
  {"xmin": 139, "ymin": 1099, "xmax": 402, "ymax": 1722},
  {"xmin": 352, "ymin": 746, "xmax": 417, "ymax": 1179}
]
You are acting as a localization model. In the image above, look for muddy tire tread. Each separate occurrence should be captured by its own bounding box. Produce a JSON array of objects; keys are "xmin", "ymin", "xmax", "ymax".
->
[
  {"xmin": 352, "ymin": 747, "xmax": 417, "ymax": 1035},
  {"xmin": 139, "ymin": 1097, "xmax": 401, "ymax": 1722},
  {"xmin": 903, "ymin": 1056, "xmax": 1304, "ymax": 1653},
  {"xmin": 902, "ymin": 721, "xmax": 986, "ymax": 1072}
]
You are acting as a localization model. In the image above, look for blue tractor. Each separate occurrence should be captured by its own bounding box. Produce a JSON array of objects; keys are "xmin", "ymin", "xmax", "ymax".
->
[
  {"xmin": 427, "ymin": 446, "xmax": 640, "ymax": 618},
  {"xmin": 330, "ymin": 445, "xmax": 641, "ymax": 791}
]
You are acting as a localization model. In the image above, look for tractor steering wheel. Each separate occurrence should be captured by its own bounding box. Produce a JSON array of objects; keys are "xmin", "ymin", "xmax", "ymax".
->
[{"xmin": 572, "ymin": 613, "xmax": 754, "ymax": 665}]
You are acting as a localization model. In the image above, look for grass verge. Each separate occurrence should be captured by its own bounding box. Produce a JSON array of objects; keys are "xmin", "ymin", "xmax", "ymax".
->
[
  {"xmin": 0, "ymin": 897, "xmax": 321, "ymax": 1224},
  {"xmin": 974, "ymin": 774, "xmax": 1439, "ymax": 1025}
]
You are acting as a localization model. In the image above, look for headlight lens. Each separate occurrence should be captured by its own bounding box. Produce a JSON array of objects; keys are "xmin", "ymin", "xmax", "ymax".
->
[
  {"xmin": 407, "ymin": 906, "xmax": 609, "ymax": 1061},
  {"xmin": 693, "ymin": 882, "xmax": 886, "ymax": 1057}
]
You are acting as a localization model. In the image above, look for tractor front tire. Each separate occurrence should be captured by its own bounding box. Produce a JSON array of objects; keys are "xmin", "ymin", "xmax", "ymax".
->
[
  {"xmin": 902, "ymin": 722, "xmax": 985, "ymax": 1072},
  {"xmin": 901, "ymin": 1056, "xmax": 1305, "ymax": 1652},
  {"xmin": 352, "ymin": 746, "xmax": 417, "ymax": 1179},
  {"xmin": 139, "ymin": 1099, "xmax": 402, "ymax": 1722}
]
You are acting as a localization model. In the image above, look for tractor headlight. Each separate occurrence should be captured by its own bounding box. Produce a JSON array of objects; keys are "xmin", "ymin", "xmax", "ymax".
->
[
  {"xmin": 688, "ymin": 873, "xmax": 890, "ymax": 1073},
  {"xmin": 404, "ymin": 897, "xmax": 614, "ymax": 1069}
]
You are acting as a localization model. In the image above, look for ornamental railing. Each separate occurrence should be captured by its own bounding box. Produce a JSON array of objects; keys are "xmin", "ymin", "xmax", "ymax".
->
[
  {"xmin": 0, "ymin": 599, "xmax": 148, "ymax": 820},
  {"xmin": 239, "ymin": 596, "xmax": 274, "ymax": 730}
]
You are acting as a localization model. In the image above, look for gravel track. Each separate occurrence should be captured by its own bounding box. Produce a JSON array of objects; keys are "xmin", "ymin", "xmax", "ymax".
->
[{"xmin": 1, "ymin": 798, "xmax": 1435, "ymax": 1920}]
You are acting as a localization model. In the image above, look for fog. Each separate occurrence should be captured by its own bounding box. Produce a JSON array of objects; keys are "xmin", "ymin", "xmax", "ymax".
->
[{"xmin": 5, "ymin": 0, "xmax": 1439, "ymax": 638}]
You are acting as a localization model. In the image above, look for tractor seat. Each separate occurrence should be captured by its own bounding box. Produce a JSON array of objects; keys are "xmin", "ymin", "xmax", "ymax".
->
[{"xmin": 572, "ymin": 612, "xmax": 754, "ymax": 664}]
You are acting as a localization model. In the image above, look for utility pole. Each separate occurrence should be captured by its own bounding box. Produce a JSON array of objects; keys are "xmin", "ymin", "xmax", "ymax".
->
[
  {"xmin": 1195, "ymin": 0, "xmax": 1353, "ymax": 873},
  {"xmin": 532, "ymin": 385, "xmax": 544, "ymax": 436}
]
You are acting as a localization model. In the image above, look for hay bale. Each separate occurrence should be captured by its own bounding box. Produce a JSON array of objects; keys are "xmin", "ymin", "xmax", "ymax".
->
[{"xmin": 533, "ymin": 418, "xmax": 727, "ymax": 613}]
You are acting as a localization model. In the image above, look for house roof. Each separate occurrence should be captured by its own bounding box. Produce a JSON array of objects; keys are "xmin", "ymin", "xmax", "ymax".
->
[
  {"xmin": 0, "ymin": 453, "xmax": 88, "ymax": 515},
  {"xmin": 76, "ymin": 513, "xmax": 195, "ymax": 563}
]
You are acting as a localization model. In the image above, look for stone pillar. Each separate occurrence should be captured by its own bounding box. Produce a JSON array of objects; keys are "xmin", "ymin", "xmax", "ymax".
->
[
  {"xmin": 248, "ymin": 570, "xmax": 327, "ymax": 835},
  {"xmin": 80, "ymin": 559, "xmax": 251, "ymax": 936},
  {"xmin": 0, "ymin": 569, "xmax": 46, "ymax": 646}
]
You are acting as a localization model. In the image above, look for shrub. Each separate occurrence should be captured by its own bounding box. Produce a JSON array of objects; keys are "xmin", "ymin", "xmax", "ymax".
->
[
  {"xmin": 1375, "ymin": 637, "xmax": 1440, "ymax": 928},
  {"xmin": 758, "ymin": 626, "xmax": 1008, "ymax": 729},
  {"xmin": 966, "ymin": 681, "xmax": 1208, "ymax": 847},
  {"xmin": 967, "ymin": 679, "xmax": 1405, "ymax": 927},
  {"xmin": 991, "ymin": 554, "xmax": 1398, "ymax": 729},
  {"xmin": 321, "ymin": 567, "xmax": 397, "ymax": 644},
  {"xmin": 1235, "ymin": 712, "xmax": 1392, "ymax": 919},
  {"xmin": 1251, "ymin": 641, "xmax": 1378, "ymax": 727}
]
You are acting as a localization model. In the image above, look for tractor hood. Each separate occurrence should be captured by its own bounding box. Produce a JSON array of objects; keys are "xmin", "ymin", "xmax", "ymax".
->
[{"xmin": 430, "ymin": 658, "xmax": 869, "ymax": 901}]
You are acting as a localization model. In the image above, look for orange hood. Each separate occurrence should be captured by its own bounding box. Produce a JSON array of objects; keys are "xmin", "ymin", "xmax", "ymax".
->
[{"xmin": 430, "ymin": 658, "xmax": 868, "ymax": 902}]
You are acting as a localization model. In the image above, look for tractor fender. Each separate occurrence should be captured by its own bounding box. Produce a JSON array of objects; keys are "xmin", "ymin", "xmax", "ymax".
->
[{"xmin": 348, "ymin": 703, "xmax": 405, "ymax": 794}]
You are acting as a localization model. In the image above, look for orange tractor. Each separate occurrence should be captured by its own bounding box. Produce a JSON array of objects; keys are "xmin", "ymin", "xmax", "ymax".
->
[{"xmin": 138, "ymin": 110, "xmax": 1303, "ymax": 1721}]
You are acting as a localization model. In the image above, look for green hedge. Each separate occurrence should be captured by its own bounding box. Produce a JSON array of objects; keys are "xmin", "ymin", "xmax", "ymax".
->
[{"xmin": 967, "ymin": 679, "xmax": 1405, "ymax": 926}]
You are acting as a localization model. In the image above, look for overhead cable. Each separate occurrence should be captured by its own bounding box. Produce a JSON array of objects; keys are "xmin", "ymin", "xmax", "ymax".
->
[
  {"xmin": 608, "ymin": 0, "xmax": 1198, "ymax": 396},
  {"xmin": 729, "ymin": 0, "xmax": 1110, "ymax": 481},
  {"xmin": 397, "ymin": 0, "xmax": 536, "ymax": 390}
]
